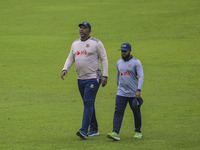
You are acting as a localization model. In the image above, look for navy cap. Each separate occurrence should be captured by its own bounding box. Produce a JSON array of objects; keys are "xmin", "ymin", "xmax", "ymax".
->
[
  {"xmin": 78, "ymin": 21, "xmax": 91, "ymax": 29},
  {"xmin": 120, "ymin": 43, "xmax": 131, "ymax": 51}
]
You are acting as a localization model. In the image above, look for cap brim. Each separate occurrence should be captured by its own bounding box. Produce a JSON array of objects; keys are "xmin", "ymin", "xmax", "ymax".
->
[
  {"xmin": 78, "ymin": 23, "xmax": 90, "ymax": 29},
  {"xmin": 79, "ymin": 23, "xmax": 84, "ymax": 27},
  {"xmin": 119, "ymin": 48, "xmax": 129, "ymax": 51}
]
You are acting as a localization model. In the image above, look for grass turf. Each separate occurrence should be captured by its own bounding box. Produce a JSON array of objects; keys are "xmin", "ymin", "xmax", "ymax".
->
[{"xmin": 0, "ymin": 0, "xmax": 199, "ymax": 149}]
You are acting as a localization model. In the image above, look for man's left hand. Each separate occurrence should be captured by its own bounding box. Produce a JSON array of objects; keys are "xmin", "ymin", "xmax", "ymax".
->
[{"xmin": 101, "ymin": 77, "xmax": 107, "ymax": 87}]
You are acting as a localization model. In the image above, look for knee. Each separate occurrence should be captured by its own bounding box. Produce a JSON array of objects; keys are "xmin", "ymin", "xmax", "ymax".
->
[
  {"xmin": 84, "ymin": 100, "xmax": 94, "ymax": 108},
  {"xmin": 115, "ymin": 107, "xmax": 124, "ymax": 114}
]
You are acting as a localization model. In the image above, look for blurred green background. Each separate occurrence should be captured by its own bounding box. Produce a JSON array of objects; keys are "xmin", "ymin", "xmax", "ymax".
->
[{"xmin": 0, "ymin": 0, "xmax": 199, "ymax": 149}]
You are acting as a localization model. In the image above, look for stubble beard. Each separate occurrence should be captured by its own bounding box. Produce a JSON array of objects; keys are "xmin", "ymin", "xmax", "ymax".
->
[
  {"xmin": 122, "ymin": 53, "xmax": 131, "ymax": 61},
  {"xmin": 79, "ymin": 32, "xmax": 85, "ymax": 38}
]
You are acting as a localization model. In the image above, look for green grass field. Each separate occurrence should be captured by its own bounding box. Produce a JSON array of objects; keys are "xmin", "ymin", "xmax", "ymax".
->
[{"xmin": 0, "ymin": 0, "xmax": 199, "ymax": 149}]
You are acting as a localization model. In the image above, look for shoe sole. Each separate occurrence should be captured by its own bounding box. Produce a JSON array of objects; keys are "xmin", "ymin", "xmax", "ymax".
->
[
  {"xmin": 76, "ymin": 131, "xmax": 86, "ymax": 139},
  {"xmin": 107, "ymin": 134, "xmax": 120, "ymax": 141},
  {"xmin": 134, "ymin": 136, "xmax": 142, "ymax": 139},
  {"xmin": 87, "ymin": 132, "xmax": 99, "ymax": 136}
]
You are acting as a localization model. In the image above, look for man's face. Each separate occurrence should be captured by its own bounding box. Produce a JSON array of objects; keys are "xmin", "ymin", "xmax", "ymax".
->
[
  {"xmin": 121, "ymin": 50, "xmax": 131, "ymax": 59},
  {"xmin": 79, "ymin": 25, "xmax": 90, "ymax": 38}
]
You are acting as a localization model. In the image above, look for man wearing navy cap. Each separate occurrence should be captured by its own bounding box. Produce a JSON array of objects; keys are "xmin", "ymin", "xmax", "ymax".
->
[
  {"xmin": 107, "ymin": 43, "xmax": 144, "ymax": 141},
  {"xmin": 61, "ymin": 21, "xmax": 108, "ymax": 139}
]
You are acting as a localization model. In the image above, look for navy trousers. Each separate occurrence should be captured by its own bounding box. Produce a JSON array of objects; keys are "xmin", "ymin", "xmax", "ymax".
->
[
  {"xmin": 113, "ymin": 95, "xmax": 143, "ymax": 134},
  {"xmin": 78, "ymin": 78, "xmax": 101, "ymax": 133}
]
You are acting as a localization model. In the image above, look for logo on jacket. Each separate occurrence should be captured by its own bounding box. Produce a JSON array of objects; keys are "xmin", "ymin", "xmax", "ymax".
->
[
  {"xmin": 128, "ymin": 64, "xmax": 132, "ymax": 68},
  {"xmin": 86, "ymin": 44, "xmax": 90, "ymax": 48},
  {"xmin": 76, "ymin": 50, "xmax": 87, "ymax": 55},
  {"xmin": 120, "ymin": 71, "xmax": 130, "ymax": 76}
]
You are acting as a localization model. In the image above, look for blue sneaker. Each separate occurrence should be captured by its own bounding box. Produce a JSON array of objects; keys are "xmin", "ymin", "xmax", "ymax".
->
[
  {"xmin": 76, "ymin": 130, "xmax": 87, "ymax": 139},
  {"xmin": 87, "ymin": 130, "xmax": 99, "ymax": 136}
]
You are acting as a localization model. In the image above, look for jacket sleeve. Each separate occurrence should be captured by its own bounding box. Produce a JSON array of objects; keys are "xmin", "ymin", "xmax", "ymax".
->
[
  {"xmin": 116, "ymin": 62, "xmax": 119, "ymax": 85},
  {"xmin": 62, "ymin": 44, "xmax": 75, "ymax": 71},
  {"xmin": 136, "ymin": 60, "xmax": 144, "ymax": 90},
  {"xmin": 96, "ymin": 41, "xmax": 108, "ymax": 77}
]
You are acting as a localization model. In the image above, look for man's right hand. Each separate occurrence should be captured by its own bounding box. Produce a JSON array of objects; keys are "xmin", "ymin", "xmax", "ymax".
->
[
  {"xmin": 135, "ymin": 91, "xmax": 141, "ymax": 99},
  {"xmin": 61, "ymin": 70, "xmax": 67, "ymax": 80},
  {"xmin": 101, "ymin": 76, "xmax": 107, "ymax": 87}
]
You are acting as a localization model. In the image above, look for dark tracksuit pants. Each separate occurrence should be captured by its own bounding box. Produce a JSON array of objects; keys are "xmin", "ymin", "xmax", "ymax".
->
[
  {"xmin": 113, "ymin": 95, "xmax": 143, "ymax": 134},
  {"xmin": 78, "ymin": 78, "xmax": 101, "ymax": 134}
]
